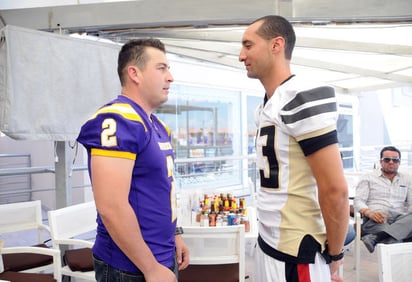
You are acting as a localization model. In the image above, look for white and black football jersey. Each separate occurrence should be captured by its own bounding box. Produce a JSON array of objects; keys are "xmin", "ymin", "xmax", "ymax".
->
[{"xmin": 255, "ymin": 75, "xmax": 339, "ymax": 262}]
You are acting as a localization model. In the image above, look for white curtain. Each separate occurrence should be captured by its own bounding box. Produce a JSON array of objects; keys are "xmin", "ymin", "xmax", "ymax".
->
[{"xmin": 0, "ymin": 25, "xmax": 121, "ymax": 140}]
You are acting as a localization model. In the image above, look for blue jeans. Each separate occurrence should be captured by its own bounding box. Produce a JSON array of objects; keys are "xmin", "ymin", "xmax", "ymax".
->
[
  {"xmin": 344, "ymin": 224, "xmax": 356, "ymax": 246},
  {"xmin": 93, "ymin": 255, "xmax": 178, "ymax": 282}
]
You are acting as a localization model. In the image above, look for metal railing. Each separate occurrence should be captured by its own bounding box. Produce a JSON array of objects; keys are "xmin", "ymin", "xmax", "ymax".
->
[
  {"xmin": 0, "ymin": 154, "xmax": 258, "ymax": 204},
  {"xmin": 0, "ymin": 154, "xmax": 32, "ymax": 203},
  {"xmin": 2, "ymin": 144, "xmax": 412, "ymax": 204}
]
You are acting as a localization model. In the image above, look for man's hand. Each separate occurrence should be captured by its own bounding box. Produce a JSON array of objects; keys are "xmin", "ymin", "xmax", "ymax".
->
[
  {"xmin": 330, "ymin": 259, "xmax": 344, "ymax": 282},
  {"xmin": 175, "ymin": 234, "xmax": 190, "ymax": 270},
  {"xmin": 368, "ymin": 211, "xmax": 388, "ymax": 224},
  {"xmin": 145, "ymin": 263, "xmax": 177, "ymax": 282}
]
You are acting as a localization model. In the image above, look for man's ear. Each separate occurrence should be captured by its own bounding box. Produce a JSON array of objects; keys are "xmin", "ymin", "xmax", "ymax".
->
[
  {"xmin": 127, "ymin": 65, "xmax": 141, "ymax": 84},
  {"xmin": 271, "ymin": 36, "xmax": 285, "ymax": 55}
]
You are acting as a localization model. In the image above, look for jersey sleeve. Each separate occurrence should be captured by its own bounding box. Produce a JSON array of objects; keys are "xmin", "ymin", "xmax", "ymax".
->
[
  {"xmin": 280, "ymin": 86, "xmax": 339, "ymax": 155},
  {"xmin": 77, "ymin": 103, "xmax": 148, "ymax": 160}
]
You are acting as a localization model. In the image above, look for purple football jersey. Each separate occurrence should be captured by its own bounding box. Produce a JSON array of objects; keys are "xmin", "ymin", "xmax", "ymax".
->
[{"xmin": 77, "ymin": 95, "xmax": 177, "ymax": 273}]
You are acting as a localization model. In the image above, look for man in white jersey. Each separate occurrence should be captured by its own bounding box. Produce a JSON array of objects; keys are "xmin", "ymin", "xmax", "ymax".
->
[{"xmin": 239, "ymin": 15, "xmax": 349, "ymax": 282}]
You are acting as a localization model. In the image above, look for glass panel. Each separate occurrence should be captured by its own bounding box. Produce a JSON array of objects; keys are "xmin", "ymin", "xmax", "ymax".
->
[
  {"xmin": 155, "ymin": 84, "xmax": 242, "ymax": 191},
  {"xmin": 338, "ymin": 107, "xmax": 354, "ymax": 170},
  {"xmin": 246, "ymin": 95, "xmax": 262, "ymax": 155}
]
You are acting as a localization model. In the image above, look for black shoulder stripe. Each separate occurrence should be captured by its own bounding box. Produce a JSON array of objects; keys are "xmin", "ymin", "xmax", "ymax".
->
[
  {"xmin": 282, "ymin": 86, "xmax": 335, "ymax": 111},
  {"xmin": 281, "ymin": 102, "xmax": 337, "ymax": 124}
]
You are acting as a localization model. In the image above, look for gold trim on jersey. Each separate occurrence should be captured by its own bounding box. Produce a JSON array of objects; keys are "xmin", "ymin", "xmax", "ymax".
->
[
  {"xmin": 295, "ymin": 125, "xmax": 336, "ymax": 142},
  {"xmin": 157, "ymin": 118, "xmax": 171, "ymax": 136},
  {"xmin": 91, "ymin": 148, "xmax": 136, "ymax": 160},
  {"xmin": 158, "ymin": 142, "xmax": 172, "ymax": 150},
  {"xmin": 276, "ymin": 134, "xmax": 326, "ymax": 256},
  {"xmin": 89, "ymin": 103, "xmax": 148, "ymax": 131}
]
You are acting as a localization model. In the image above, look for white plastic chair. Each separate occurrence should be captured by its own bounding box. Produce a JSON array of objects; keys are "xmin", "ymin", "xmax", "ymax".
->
[
  {"xmin": 1, "ymin": 241, "xmax": 62, "ymax": 282},
  {"xmin": 377, "ymin": 242, "xmax": 412, "ymax": 282},
  {"xmin": 47, "ymin": 201, "xmax": 97, "ymax": 281},
  {"xmin": 344, "ymin": 171, "xmax": 364, "ymax": 282},
  {"xmin": 0, "ymin": 200, "xmax": 55, "ymax": 274},
  {"xmin": 354, "ymin": 211, "xmax": 362, "ymax": 282},
  {"xmin": 179, "ymin": 225, "xmax": 245, "ymax": 282}
]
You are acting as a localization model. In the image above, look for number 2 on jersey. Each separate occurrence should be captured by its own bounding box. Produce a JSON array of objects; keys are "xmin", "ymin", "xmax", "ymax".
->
[{"xmin": 101, "ymin": 118, "xmax": 117, "ymax": 147}]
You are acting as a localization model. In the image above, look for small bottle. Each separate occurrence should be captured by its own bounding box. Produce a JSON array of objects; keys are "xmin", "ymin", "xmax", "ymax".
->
[
  {"xmin": 204, "ymin": 194, "xmax": 210, "ymax": 209},
  {"xmin": 227, "ymin": 193, "xmax": 233, "ymax": 207},
  {"xmin": 192, "ymin": 208, "xmax": 199, "ymax": 226},
  {"xmin": 200, "ymin": 211, "xmax": 209, "ymax": 227},
  {"xmin": 240, "ymin": 213, "xmax": 250, "ymax": 232},
  {"xmin": 214, "ymin": 199, "xmax": 220, "ymax": 214},
  {"xmin": 216, "ymin": 214, "xmax": 223, "ymax": 226},
  {"xmin": 219, "ymin": 198, "xmax": 224, "ymax": 213},
  {"xmin": 210, "ymin": 200, "xmax": 216, "ymax": 214},
  {"xmin": 224, "ymin": 197, "xmax": 230, "ymax": 211},
  {"xmin": 231, "ymin": 195, "xmax": 237, "ymax": 212},
  {"xmin": 222, "ymin": 212, "xmax": 229, "ymax": 226},
  {"xmin": 209, "ymin": 212, "xmax": 217, "ymax": 227},
  {"xmin": 196, "ymin": 210, "xmax": 201, "ymax": 223},
  {"xmin": 239, "ymin": 197, "xmax": 246, "ymax": 210}
]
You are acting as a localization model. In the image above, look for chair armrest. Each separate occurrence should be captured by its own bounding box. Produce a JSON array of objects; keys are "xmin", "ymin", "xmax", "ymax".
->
[
  {"xmin": 1, "ymin": 246, "xmax": 59, "ymax": 257},
  {"xmin": 39, "ymin": 224, "xmax": 51, "ymax": 233},
  {"xmin": 53, "ymin": 239, "xmax": 94, "ymax": 249},
  {"xmin": 355, "ymin": 212, "xmax": 362, "ymax": 236},
  {"xmin": 354, "ymin": 211, "xmax": 362, "ymax": 282},
  {"xmin": 1, "ymin": 246, "xmax": 62, "ymax": 280}
]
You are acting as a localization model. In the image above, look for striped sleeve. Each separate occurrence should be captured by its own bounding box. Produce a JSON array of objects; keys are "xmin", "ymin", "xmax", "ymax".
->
[
  {"xmin": 77, "ymin": 103, "xmax": 148, "ymax": 159},
  {"xmin": 280, "ymin": 86, "xmax": 338, "ymax": 140}
]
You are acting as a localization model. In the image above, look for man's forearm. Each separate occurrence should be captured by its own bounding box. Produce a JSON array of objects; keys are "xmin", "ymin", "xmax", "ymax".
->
[{"xmin": 321, "ymin": 194, "xmax": 349, "ymax": 255}]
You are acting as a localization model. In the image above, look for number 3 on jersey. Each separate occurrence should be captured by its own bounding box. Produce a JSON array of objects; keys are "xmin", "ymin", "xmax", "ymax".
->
[{"xmin": 258, "ymin": 125, "xmax": 279, "ymax": 189}]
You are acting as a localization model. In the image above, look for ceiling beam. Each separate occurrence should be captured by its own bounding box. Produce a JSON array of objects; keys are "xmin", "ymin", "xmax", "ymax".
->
[
  {"xmin": 165, "ymin": 43, "xmax": 412, "ymax": 94},
  {"xmin": 292, "ymin": 56, "xmax": 412, "ymax": 84},
  {"xmin": 98, "ymin": 26, "xmax": 412, "ymax": 56},
  {"xmin": 0, "ymin": 0, "xmax": 278, "ymax": 32},
  {"xmin": 1, "ymin": 0, "xmax": 411, "ymax": 33},
  {"xmin": 162, "ymin": 39, "xmax": 412, "ymax": 84},
  {"xmin": 296, "ymin": 37, "xmax": 412, "ymax": 56}
]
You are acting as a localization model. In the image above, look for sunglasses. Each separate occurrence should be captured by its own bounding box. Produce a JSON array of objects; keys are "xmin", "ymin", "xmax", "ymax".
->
[{"xmin": 381, "ymin": 157, "xmax": 400, "ymax": 163}]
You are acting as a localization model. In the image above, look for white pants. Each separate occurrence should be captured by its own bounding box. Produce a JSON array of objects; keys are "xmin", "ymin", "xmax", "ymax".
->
[{"xmin": 254, "ymin": 244, "xmax": 331, "ymax": 282}]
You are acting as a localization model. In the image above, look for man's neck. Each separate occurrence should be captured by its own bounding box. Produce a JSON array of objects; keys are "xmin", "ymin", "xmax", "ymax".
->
[
  {"xmin": 262, "ymin": 73, "xmax": 293, "ymax": 99},
  {"xmin": 381, "ymin": 169, "xmax": 397, "ymax": 182}
]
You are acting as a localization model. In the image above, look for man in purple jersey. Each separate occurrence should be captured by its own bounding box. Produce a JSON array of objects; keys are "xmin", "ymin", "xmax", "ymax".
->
[{"xmin": 77, "ymin": 39, "xmax": 189, "ymax": 282}]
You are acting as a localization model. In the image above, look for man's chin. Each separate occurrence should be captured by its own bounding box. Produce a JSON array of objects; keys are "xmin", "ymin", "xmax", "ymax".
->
[{"xmin": 247, "ymin": 72, "xmax": 258, "ymax": 79}]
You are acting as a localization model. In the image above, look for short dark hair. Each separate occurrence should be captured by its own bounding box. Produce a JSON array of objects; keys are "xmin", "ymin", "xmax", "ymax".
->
[
  {"xmin": 117, "ymin": 38, "xmax": 166, "ymax": 86},
  {"xmin": 380, "ymin": 146, "xmax": 401, "ymax": 159},
  {"xmin": 252, "ymin": 15, "xmax": 296, "ymax": 60}
]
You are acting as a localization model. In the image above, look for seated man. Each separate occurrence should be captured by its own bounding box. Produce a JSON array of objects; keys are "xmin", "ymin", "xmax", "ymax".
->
[
  {"xmin": 354, "ymin": 146, "xmax": 412, "ymax": 253},
  {"xmin": 345, "ymin": 224, "xmax": 356, "ymax": 246}
]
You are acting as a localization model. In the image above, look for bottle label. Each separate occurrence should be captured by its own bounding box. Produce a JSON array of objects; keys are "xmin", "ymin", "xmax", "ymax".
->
[{"xmin": 228, "ymin": 214, "xmax": 239, "ymax": 225}]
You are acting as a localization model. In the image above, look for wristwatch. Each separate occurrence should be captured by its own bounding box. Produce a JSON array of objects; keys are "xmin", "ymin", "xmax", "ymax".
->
[
  {"xmin": 175, "ymin": 226, "xmax": 184, "ymax": 235},
  {"xmin": 328, "ymin": 251, "xmax": 345, "ymax": 262},
  {"xmin": 322, "ymin": 241, "xmax": 344, "ymax": 263}
]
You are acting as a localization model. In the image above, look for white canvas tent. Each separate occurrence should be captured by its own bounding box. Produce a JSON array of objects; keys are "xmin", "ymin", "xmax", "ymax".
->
[{"xmin": 0, "ymin": 25, "xmax": 121, "ymax": 140}]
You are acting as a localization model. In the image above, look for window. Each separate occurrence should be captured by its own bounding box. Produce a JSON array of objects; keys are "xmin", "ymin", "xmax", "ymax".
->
[
  {"xmin": 337, "ymin": 95, "xmax": 359, "ymax": 170},
  {"xmin": 246, "ymin": 95, "xmax": 262, "ymax": 154},
  {"xmin": 155, "ymin": 84, "xmax": 243, "ymax": 191}
]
